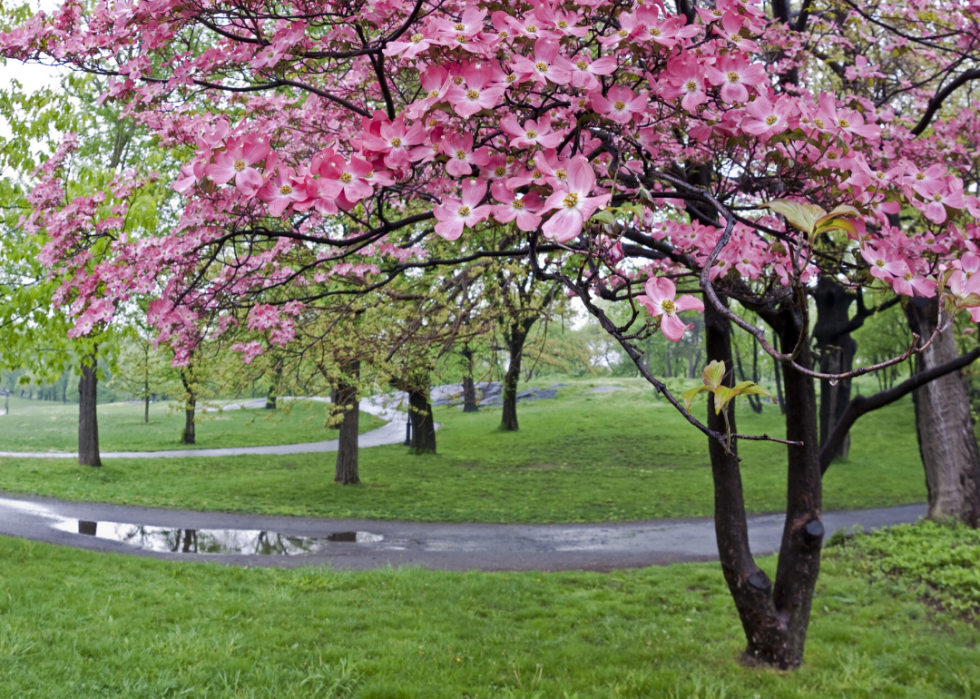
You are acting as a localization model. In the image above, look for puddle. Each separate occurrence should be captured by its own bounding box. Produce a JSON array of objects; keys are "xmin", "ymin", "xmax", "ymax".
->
[{"xmin": 55, "ymin": 520, "xmax": 383, "ymax": 555}]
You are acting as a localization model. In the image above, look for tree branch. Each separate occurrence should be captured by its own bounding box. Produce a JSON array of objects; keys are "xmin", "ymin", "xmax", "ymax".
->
[
  {"xmin": 820, "ymin": 347, "xmax": 980, "ymax": 474},
  {"xmin": 910, "ymin": 68, "xmax": 980, "ymax": 137}
]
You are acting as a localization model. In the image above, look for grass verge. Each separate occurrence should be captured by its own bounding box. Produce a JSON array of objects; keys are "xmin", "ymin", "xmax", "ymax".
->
[
  {"xmin": 0, "ymin": 523, "xmax": 977, "ymax": 697},
  {"xmin": 0, "ymin": 400, "xmax": 384, "ymax": 452},
  {"xmin": 0, "ymin": 382, "xmax": 927, "ymax": 522}
]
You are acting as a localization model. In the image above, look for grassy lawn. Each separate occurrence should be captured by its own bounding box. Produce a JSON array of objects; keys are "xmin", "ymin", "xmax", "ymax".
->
[
  {"xmin": 0, "ymin": 525, "xmax": 975, "ymax": 698},
  {"xmin": 0, "ymin": 381, "xmax": 928, "ymax": 522},
  {"xmin": 0, "ymin": 400, "xmax": 385, "ymax": 452}
]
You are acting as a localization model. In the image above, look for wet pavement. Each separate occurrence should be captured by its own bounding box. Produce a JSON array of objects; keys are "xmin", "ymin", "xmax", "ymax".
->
[{"xmin": 0, "ymin": 494, "xmax": 926, "ymax": 572}]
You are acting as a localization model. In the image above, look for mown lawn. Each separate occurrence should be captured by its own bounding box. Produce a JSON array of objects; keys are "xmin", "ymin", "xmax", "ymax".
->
[
  {"xmin": 0, "ymin": 381, "xmax": 928, "ymax": 523},
  {"xmin": 0, "ymin": 523, "xmax": 975, "ymax": 698},
  {"xmin": 0, "ymin": 399, "xmax": 384, "ymax": 452}
]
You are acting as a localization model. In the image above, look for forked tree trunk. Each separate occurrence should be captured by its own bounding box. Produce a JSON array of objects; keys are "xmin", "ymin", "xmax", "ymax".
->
[
  {"xmin": 408, "ymin": 387, "xmax": 437, "ymax": 454},
  {"xmin": 461, "ymin": 346, "xmax": 478, "ymax": 413},
  {"xmin": 704, "ymin": 300, "xmax": 823, "ymax": 668},
  {"xmin": 78, "ymin": 352, "xmax": 101, "ymax": 467},
  {"xmin": 501, "ymin": 323, "xmax": 530, "ymax": 431},
  {"xmin": 905, "ymin": 297, "xmax": 980, "ymax": 526},
  {"xmin": 334, "ymin": 359, "xmax": 361, "ymax": 485}
]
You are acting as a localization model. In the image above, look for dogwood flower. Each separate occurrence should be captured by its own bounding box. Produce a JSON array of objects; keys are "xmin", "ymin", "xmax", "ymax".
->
[
  {"xmin": 636, "ymin": 277, "xmax": 705, "ymax": 342},
  {"xmin": 590, "ymin": 85, "xmax": 647, "ymax": 124},
  {"xmin": 433, "ymin": 178, "xmax": 491, "ymax": 240},
  {"xmin": 706, "ymin": 54, "xmax": 766, "ymax": 103},
  {"xmin": 441, "ymin": 132, "xmax": 490, "ymax": 177},
  {"xmin": 491, "ymin": 181, "xmax": 543, "ymax": 232},
  {"xmin": 206, "ymin": 135, "xmax": 271, "ymax": 197},
  {"xmin": 541, "ymin": 156, "xmax": 611, "ymax": 241}
]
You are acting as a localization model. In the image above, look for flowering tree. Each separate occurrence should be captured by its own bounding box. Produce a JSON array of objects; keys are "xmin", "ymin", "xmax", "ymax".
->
[{"xmin": 6, "ymin": 0, "xmax": 980, "ymax": 668}]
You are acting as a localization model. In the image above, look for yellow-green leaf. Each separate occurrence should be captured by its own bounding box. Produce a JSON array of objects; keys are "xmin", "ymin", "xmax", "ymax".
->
[
  {"xmin": 683, "ymin": 385, "xmax": 709, "ymax": 412},
  {"xmin": 701, "ymin": 360, "xmax": 726, "ymax": 389},
  {"xmin": 762, "ymin": 200, "xmax": 828, "ymax": 235}
]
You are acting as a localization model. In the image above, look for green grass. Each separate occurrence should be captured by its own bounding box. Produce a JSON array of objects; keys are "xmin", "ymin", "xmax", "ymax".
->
[
  {"xmin": 827, "ymin": 519, "xmax": 980, "ymax": 618},
  {"xmin": 0, "ymin": 524, "xmax": 977, "ymax": 698},
  {"xmin": 0, "ymin": 399, "xmax": 385, "ymax": 452},
  {"xmin": 0, "ymin": 381, "xmax": 929, "ymax": 522}
]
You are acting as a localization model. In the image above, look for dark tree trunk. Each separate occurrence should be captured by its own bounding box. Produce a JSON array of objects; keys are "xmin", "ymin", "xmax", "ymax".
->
[
  {"xmin": 461, "ymin": 346, "xmax": 478, "ymax": 413},
  {"xmin": 703, "ymin": 300, "xmax": 823, "ymax": 669},
  {"xmin": 813, "ymin": 277, "xmax": 858, "ymax": 460},
  {"xmin": 334, "ymin": 360, "xmax": 361, "ymax": 485},
  {"xmin": 771, "ymin": 330, "xmax": 786, "ymax": 414},
  {"xmin": 408, "ymin": 387, "xmax": 437, "ymax": 454},
  {"xmin": 78, "ymin": 352, "xmax": 101, "ymax": 467},
  {"xmin": 501, "ymin": 323, "xmax": 530, "ymax": 431},
  {"xmin": 905, "ymin": 297, "xmax": 980, "ymax": 526},
  {"xmin": 265, "ymin": 384, "xmax": 277, "ymax": 410},
  {"xmin": 144, "ymin": 394, "xmax": 150, "ymax": 424},
  {"xmin": 180, "ymin": 371, "xmax": 196, "ymax": 444}
]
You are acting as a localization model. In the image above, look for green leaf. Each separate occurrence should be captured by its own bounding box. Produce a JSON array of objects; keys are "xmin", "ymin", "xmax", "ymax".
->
[
  {"xmin": 682, "ymin": 385, "xmax": 709, "ymax": 412},
  {"xmin": 701, "ymin": 360, "xmax": 725, "ymax": 389},
  {"xmin": 762, "ymin": 199, "xmax": 827, "ymax": 235}
]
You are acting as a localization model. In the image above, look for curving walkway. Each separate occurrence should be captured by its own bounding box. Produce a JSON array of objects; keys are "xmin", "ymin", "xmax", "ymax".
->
[
  {"xmin": 0, "ymin": 494, "xmax": 925, "ymax": 571},
  {"xmin": 0, "ymin": 393, "xmax": 423, "ymax": 459}
]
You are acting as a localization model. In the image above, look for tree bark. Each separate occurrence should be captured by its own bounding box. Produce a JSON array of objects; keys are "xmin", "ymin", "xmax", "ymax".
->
[
  {"xmin": 905, "ymin": 297, "xmax": 980, "ymax": 526},
  {"xmin": 78, "ymin": 352, "xmax": 101, "ymax": 467},
  {"xmin": 813, "ymin": 277, "xmax": 857, "ymax": 460},
  {"xmin": 501, "ymin": 322, "xmax": 530, "ymax": 431},
  {"xmin": 408, "ymin": 386, "xmax": 437, "ymax": 454},
  {"xmin": 180, "ymin": 370, "xmax": 196, "ymax": 445},
  {"xmin": 461, "ymin": 346, "xmax": 478, "ymax": 412},
  {"xmin": 334, "ymin": 359, "xmax": 361, "ymax": 485},
  {"xmin": 703, "ymin": 300, "xmax": 823, "ymax": 669}
]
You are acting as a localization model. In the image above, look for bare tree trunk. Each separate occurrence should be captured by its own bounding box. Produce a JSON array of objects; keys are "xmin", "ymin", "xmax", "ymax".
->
[
  {"xmin": 771, "ymin": 330, "xmax": 785, "ymax": 414},
  {"xmin": 180, "ymin": 371, "xmax": 196, "ymax": 445},
  {"xmin": 144, "ymin": 393, "xmax": 150, "ymax": 424},
  {"xmin": 461, "ymin": 346, "xmax": 479, "ymax": 413},
  {"xmin": 78, "ymin": 351, "xmax": 101, "ymax": 467},
  {"xmin": 502, "ymin": 324, "xmax": 529, "ymax": 431},
  {"xmin": 408, "ymin": 386, "xmax": 437, "ymax": 454},
  {"xmin": 334, "ymin": 359, "xmax": 361, "ymax": 485},
  {"xmin": 704, "ymin": 300, "xmax": 823, "ymax": 668},
  {"xmin": 813, "ymin": 277, "xmax": 858, "ymax": 461},
  {"xmin": 905, "ymin": 297, "xmax": 980, "ymax": 526}
]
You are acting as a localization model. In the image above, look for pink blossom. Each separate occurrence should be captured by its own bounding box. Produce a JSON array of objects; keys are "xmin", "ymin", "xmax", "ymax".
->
[
  {"xmin": 541, "ymin": 156, "xmax": 611, "ymax": 242},
  {"xmin": 491, "ymin": 181, "xmax": 543, "ymax": 232},
  {"xmin": 446, "ymin": 63, "xmax": 506, "ymax": 118},
  {"xmin": 590, "ymin": 86, "xmax": 647, "ymax": 125},
  {"xmin": 441, "ymin": 132, "xmax": 490, "ymax": 178},
  {"xmin": 636, "ymin": 277, "xmax": 704, "ymax": 342},
  {"xmin": 569, "ymin": 52, "xmax": 617, "ymax": 91},
  {"xmin": 706, "ymin": 55, "xmax": 766, "ymax": 104},
  {"xmin": 860, "ymin": 245, "xmax": 907, "ymax": 281},
  {"xmin": 433, "ymin": 178, "xmax": 491, "ymax": 241},
  {"xmin": 205, "ymin": 135, "xmax": 270, "ymax": 197},
  {"xmin": 510, "ymin": 38, "xmax": 573, "ymax": 86},
  {"xmin": 500, "ymin": 117, "xmax": 564, "ymax": 149},
  {"xmin": 363, "ymin": 117, "xmax": 425, "ymax": 169},
  {"xmin": 743, "ymin": 95, "xmax": 794, "ymax": 138}
]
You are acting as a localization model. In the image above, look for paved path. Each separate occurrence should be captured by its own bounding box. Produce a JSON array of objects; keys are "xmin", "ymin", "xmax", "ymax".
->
[
  {"xmin": 0, "ymin": 394, "xmax": 423, "ymax": 459},
  {"xmin": 0, "ymin": 494, "xmax": 926, "ymax": 571}
]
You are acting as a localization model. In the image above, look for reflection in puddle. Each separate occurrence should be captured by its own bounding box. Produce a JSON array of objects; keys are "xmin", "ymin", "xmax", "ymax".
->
[{"xmin": 56, "ymin": 520, "xmax": 383, "ymax": 555}]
